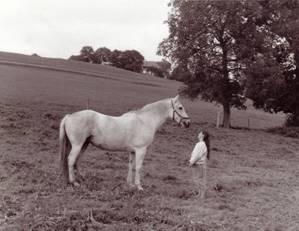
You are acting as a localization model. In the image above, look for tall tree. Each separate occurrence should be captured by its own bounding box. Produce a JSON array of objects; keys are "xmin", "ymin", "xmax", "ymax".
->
[
  {"xmin": 94, "ymin": 47, "xmax": 112, "ymax": 64},
  {"xmin": 109, "ymin": 50, "xmax": 123, "ymax": 68},
  {"xmin": 80, "ymin": 46, "xmax": 95, "ymax": 63},
  {"xmin": 245, "ymin": 0, "xmax": 299, "ymax": 126},
  {"xmin": 120, "ymin": 50, "xmax": 145, "ymax": 73},
  {"xmin": 158, "ymin": 0, "xmax": 258, "ymax": 127},
  {"xmin": 110, "ymin": 50, "xmax": 144, "ymax": 73}
]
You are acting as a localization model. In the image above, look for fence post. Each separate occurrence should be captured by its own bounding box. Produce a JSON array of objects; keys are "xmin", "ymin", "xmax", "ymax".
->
[
  {"xmin": 216, "ymin": 110, "xmax": 221, "ymax": 128},
  {"xmin": 248, "ymin": 117, "xmax": 250, "ymax": 129}
]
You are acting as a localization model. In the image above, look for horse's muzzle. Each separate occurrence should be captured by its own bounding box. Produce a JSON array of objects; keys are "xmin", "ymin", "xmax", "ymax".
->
[{"xmin": 182, "ymin": 120, "xmax": 190, "ymax": 128}]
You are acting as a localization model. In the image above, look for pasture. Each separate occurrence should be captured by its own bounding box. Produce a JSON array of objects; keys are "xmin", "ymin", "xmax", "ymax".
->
[{"xmin": 0, "ymin": 52, "xmax": 299, "ymax": 230}]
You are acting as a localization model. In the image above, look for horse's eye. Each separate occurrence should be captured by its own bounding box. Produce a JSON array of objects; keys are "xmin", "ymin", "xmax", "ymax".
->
[{"xmin": 178, "ymin": 107, "xmax": 183, "ymax": 110}]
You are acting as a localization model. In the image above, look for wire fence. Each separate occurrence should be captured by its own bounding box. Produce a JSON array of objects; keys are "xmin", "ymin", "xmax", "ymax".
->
[{"xmin": 215, "ymin": 110, "xmax": 285, "ymax": 130}]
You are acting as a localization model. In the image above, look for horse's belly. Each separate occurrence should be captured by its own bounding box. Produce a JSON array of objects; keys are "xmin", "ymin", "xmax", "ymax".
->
[
  {"xmin": 90, "ymin": 136, "xmax": 131, "ymax": 151},
  {"xmin": 90, "ymin": 115, "xmax": 152, "ymax": 151}
]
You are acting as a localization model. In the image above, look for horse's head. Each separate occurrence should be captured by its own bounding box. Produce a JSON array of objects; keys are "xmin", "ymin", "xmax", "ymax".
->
[{"xmin": 170, "ymin": 95, "xmax": 191, "ymax": 128}]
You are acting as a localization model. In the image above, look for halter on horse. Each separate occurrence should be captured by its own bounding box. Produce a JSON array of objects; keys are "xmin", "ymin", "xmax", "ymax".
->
[
  {"xmin": 59, "ymin": 95, "xmax": 190, "ymax": 190},
  {"xmin": 171, "ymin": 99, "xmax": 190, "ymax": 127}
]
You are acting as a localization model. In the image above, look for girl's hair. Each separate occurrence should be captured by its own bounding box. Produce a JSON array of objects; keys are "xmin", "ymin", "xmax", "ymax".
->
[{"xmin": 202, "ymin": 130, "xmax": 210, "ymax": 160}]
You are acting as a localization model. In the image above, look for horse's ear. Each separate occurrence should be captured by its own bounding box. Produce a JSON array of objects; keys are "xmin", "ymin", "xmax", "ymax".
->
[{"xmin": 173, "ymin": 95, "xmax": 179, "ymax": 102}]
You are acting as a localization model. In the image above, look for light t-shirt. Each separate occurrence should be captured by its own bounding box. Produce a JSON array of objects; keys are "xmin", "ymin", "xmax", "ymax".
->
[{"xmin": 189, "ymin": 141, "xmax": 207, "ymax": 166}]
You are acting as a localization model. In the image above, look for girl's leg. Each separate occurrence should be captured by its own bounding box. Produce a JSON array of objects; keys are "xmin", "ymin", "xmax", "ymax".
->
[
  {"xmin": 191, "ymin": 162, "xmax": 207, "ymax": 199},
  {"xmin": 201, "ymin": 161, "xmax": 207, "ymax": 199}
]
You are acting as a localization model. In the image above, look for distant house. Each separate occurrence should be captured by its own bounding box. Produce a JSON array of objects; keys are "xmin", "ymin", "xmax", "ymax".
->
[
  {"xmin": 143, "ymin": 61, "xmax": 165, "ymax": 78},
  {"xmin": 102, "ymin": 61, "xmax": 112, "ymax": 66},
  {"xmin": 143, "ymin": 61, "xmax": 161, "ymax": 70}
]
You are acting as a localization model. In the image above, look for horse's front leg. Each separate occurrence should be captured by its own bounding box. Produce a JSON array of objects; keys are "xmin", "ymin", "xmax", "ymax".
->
[
  {"xmin": 127, "ymin": 151, "xmax": 135, "ymax": 186},
  {"xmin": 134, "ymin": 147, "xmax": 146, "ymax": 191}
]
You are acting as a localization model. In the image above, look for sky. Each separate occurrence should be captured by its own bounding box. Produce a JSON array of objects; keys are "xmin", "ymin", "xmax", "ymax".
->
[{"xmin": 0, "ymin": 0, "xmax": 170, "ymax": 61}]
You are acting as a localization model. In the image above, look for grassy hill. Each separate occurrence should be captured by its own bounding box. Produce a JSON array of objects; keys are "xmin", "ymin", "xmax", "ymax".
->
[
  {"xmin": 0, "ymin": 51, "xmax": 284, "ymax": 129},
  {"xmin": 1, "ymin": 51, "xmax": 298, "ymax": 230}
]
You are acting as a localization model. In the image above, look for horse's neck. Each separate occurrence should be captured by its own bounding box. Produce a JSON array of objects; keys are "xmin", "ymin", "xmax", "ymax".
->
[{"xmin": 139, "ymin": 100, "xmax": 170, "ymax": 132}]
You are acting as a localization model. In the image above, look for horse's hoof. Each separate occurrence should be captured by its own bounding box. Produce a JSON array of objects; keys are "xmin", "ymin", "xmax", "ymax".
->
[
  {"xmin": 128, "ymin": 183, "xmax": 135, "ymax": 188},
  {"xmin": 72, "ymin": 181, "xmax": 80, "ymax": 187},
  {"xmin": 137, "ymin": 185, "xmax": 144, "ymax": 191}
]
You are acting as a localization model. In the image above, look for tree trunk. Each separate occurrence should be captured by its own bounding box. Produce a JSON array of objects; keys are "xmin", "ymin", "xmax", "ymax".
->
[
  {"xmin": 289, "ymin": 51, "xmax": 299, "ymax": 127},
  {"xmin": 293, "ymin": 112, "xmax": 299, "ymax": 126},
  {"xmin": 222, "ymin": 102, "xmax": 231, "ymax": 128},
  {"xmin": 219, "ymin": 35, "xmax": 231, "ymax": 128}
]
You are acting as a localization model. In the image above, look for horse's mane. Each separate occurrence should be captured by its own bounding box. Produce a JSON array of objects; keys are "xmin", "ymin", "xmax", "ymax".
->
[
  {"xmin": 136, "ymin": 98, "xmax": 170, "ymax": 114},
  {"xmin": 122, "ymin": 98, "xmax": 171, "ymax": 117}
]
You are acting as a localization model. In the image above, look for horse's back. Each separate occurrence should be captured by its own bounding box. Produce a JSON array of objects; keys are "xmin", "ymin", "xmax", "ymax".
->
[
  {"xmin": 64, "ymin": 110, "xmax": 129, "ymax": 147},
  {"xmin": 66, "ymin": 110, "xmax": 98, "ymax": 125},
  {"xmin": 64, "ymin": 109, "xmax": 156, "ymax": 150}
]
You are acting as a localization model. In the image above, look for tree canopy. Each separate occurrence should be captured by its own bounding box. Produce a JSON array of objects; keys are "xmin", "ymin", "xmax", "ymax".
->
[
  {"xmin": 94, "ymin": 47, "xmax": 112, "ymax": 64},
  {"xmin": 244, "ymin": 0, "xmax": 299, "ymax": 126},
  {"xmin": 159, "ymin": 0, "xmax": 299, "ymax": 127},
  {"xmin": 69, "ymin": 46, "xmax": 145, "ymax": 73}
]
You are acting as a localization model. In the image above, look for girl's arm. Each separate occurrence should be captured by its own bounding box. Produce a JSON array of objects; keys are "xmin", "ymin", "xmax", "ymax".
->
[{"xmin": 189, "ymin": 142, "xmax": 207, "ymax": 166}]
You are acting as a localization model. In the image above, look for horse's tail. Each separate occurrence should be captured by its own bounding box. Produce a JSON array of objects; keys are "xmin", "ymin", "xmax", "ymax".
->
[{"xmin": 59, "ymin": 114, "xmax": 71, "ymax": 182}]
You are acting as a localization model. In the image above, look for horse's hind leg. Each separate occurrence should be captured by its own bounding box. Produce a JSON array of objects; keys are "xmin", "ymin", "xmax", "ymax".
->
[
  {"xmin": 74, "ymin": 139, "xmax": 89, "ymax": 182},
  {"xmin": 68, "ymin": 144, "xmax": 83, "ymax": 187}
]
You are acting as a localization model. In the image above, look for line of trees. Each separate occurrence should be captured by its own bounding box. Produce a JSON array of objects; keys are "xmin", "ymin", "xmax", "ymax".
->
[
  {"xmin": 158, "ymin": 0, "xmax": 299, "ymax": 128},
  {"xmin": 69, "ymin": 46, "xmax": 145, "ymax": 73}
]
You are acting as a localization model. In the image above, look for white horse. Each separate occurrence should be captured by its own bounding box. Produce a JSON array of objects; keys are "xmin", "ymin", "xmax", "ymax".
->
[{"xmin": 59, "ymin": 95, "xmax": 190, "ymax": 190}]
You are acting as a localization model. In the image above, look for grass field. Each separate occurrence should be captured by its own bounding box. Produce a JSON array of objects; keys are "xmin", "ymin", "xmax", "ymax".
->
[{"xmin": 1, "ymin": 52, "xmax": 299, "ymax": 230}]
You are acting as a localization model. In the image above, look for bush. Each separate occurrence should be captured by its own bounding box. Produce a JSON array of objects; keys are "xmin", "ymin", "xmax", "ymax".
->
[
  {"xmin": 267, "ymin": 126, "xmax": 299, "ymax": 138},
  {"xmin": 285, "ymin": 113, "xmax": 299, "ymax": 127}
]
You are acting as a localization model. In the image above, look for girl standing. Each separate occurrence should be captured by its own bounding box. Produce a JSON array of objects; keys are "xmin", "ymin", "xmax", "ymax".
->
[{"xmin": 189, "ymin": 131, "xmax": 210, "ymax": 198}]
